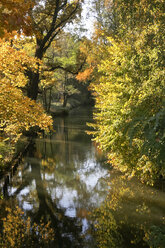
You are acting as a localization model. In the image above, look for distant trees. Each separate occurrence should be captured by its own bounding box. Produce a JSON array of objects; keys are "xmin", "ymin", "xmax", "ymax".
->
[{"xmin": 42, "ymin": 31, "xmax": 86, "ymax": 109}]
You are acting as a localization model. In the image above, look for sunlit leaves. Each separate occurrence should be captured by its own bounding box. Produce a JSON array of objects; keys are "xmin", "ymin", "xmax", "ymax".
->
[
  {"xmin": 0, "ymin": 206, "xmax": 54, "ymax": 247},
  {"xmin": 76, "ymin": 67, "xmax": 93, "ymax": 81},
  {"xmin": 0, "ymin": 40, "xmax": 52, "ymax": 142},
  {"xmin": 0, "ymin": 40, "xmax": 38, "ymax": 87},
  {"xmin": 88, "ymin": 0, "xmax": 165, "ymax": 184},
  {"xmin": 0, "ymin": 0, "xmax": 33, "ymax": 37}
]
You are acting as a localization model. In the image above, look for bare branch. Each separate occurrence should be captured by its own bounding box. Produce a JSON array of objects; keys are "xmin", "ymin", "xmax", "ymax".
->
[
  {"xmin": 40, "ymin": 0, "xmax": 60, "ymax": 49},
  {"xmin": 41, "ymin": 1, "xmax": 80, "ymax": 51}
]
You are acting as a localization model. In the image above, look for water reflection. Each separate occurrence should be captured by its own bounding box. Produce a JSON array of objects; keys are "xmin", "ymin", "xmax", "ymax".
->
[
  {"xmin": 91, "ymin": 172, "xmax": 165, "ymax": 248},
  {"xmin": 1, "ymin": 107, "xmax": 165, "ymax": 247},
  {"xmin": 2, "ymin": 108, "xmax": 110, "ymax": 247}
]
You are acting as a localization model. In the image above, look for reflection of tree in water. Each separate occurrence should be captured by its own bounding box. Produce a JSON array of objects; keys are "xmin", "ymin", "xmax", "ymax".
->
[
  {"xmin": 8, "ymin": 143, "xmax": 85, "ymax": 248},
  {"xmin": 34, "ymin": 115, "xmax": 107, "ymax": 204},
  {"xmin": 0, "ymin": 202, "xmax": 54, "ymax": 248},
  {"xmin": 35, "ymin": 117, "xmax": 92, "ymax": 172},
  {"xmin": 1, "ymin": 110, "xmax": 109, "ymax": 247},
  {"xmin": 3, "ymin": 140, "xmax": 107, "ymax": 247},
  {"xmin": 49, "ymin": 116, "xmax": 93, "ymax": 166},
  {"xmin": 90, "ymin": 173, "xmax": 165, "ymax": 248},
  {"xmin": 2, "ymin": 108, "xmax": 165, "ymax": 247}
]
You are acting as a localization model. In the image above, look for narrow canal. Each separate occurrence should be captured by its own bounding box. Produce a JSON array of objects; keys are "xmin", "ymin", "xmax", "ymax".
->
[{"xmin": 1, "ymin": 107, "xmax": 165, "ymax": 247}]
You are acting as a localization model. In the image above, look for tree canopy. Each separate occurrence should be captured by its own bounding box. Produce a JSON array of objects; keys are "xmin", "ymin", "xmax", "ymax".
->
[
  {"xmin": 0, "ymin": 1, "xmax": 53, "ymax": 145},
  {"xmin": 82, "ymin": 0, "xmax": 165, "ymax": 184},
  {"xmin": 0, "ymin": 0, "xmax": 33, "ymax": 37},
  {"xmin": 26, "ymin": 0, "xmax": 83, "ymax": 100}
]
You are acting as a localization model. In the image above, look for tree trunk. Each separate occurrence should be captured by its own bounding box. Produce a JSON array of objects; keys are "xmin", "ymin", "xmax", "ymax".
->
[
  {"xmin": 47, "ymin": 88, "xmax": 52, "ymax": 113},
  {"xmin": 27, "ymin": 70, "xmax": 40, "ymax": 100},
  {"xmin": 63, "ymin": 92, "xmax": 68, "ymax": 107},
  {"xmin": 27, "ymin": 44, "xmax": 43, "ymax": 100},
  {"xmin": 42, "ymin": 88, "xmax": 47, "ymax": 110}
]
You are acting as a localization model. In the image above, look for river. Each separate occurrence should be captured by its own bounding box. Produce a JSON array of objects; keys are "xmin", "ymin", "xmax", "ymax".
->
[{"xmin": 0, "ymin": 107, "xmax": 165, "ymax": 247}]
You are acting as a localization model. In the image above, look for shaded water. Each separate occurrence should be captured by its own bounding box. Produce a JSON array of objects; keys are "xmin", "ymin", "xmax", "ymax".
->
[
  {"xmin": 1, "ymin": 108, "xmax": 110, "ymax": 247},
  {"xmin": 1, "ymin": 107, "xmax": 165, "ymax": 247}
]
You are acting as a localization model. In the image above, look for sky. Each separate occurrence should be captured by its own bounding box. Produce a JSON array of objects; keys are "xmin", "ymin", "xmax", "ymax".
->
[
  {"xmin": 65, "ymin": 0, "xmax": 95, "ymax": 39},
  {"xmin": 81, "ymin": 0, "xmax": 95, "ymax": 37}
]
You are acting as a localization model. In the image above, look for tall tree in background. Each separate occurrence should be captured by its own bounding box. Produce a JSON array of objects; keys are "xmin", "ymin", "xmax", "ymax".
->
[{"xmin": 26, "ymin": 0, "xmax": 83, "ymax": 100}]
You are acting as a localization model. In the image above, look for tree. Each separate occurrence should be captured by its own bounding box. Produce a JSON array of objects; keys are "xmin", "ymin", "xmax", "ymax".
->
[
  {"xmin": 0, "ymin": 1, "xmax": 52, "ymax": 160},
  {"xmin": 90, "ymin": 0, "xmax": 118, "ymax": 36},
  {"xmin": 43, "ymin": 32, "xmax": 84, "ymax": 108},
  {"xmin": 0, "ymin": 40, "xmax": 52, "ymax": 143},
  {"xmin": 85, "ymin": 0, "xmax": 165, "ymax": 184},
  {"xmin": 26, "ymin": 0, "xmax": 83, "ymax": 100}
]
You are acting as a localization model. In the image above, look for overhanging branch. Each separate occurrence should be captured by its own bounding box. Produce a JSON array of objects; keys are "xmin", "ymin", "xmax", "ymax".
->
[{"xmin": 46, "ymin": 58, "xmax": 86, "ymax": 75}]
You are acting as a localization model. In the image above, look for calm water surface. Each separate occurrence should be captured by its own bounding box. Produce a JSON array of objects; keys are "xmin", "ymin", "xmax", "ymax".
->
[
  {"xmin": 2, "ymin": 108, "xmax": 110, "ymax": 247},
  {"xmin": 1, "ymin": 107, "xmax": 165, "ymax": 247}
]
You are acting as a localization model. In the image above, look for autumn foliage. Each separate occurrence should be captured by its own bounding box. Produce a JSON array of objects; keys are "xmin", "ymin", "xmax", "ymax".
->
[
  {"xmin": 0, "ymin": 0, "xmax": 33, "ymax": 37},
  {"xmin": 86, "ymin": 0, "xmax": 165, "ymax": 184},
  {"xmin": 0, "ymin": 1, "xmax": 52, "ymax": 144},
  {"xmin": 0, "ymin": 39, "xmax": 52, "ymax": 142},
  {"xmin": 0, "ymin": 206, "xmax": 54, "ymax": 247}
]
